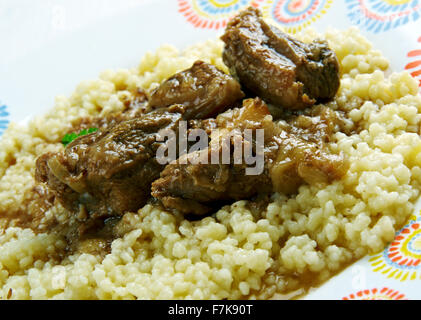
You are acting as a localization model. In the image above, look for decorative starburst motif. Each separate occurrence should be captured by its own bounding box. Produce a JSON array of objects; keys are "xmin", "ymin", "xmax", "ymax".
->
[
  {"xmin": 177, "ymin": 0, "xmax": 263, "ymax": 29},
  {"xmin": 260, "ymin": 0, "xmax": 334, "ymax": 33},
  {"xmin": 369, "ymin": 215, "xmax": 421, "ymax": 281},
  {"xmin": 346, "ymin": 0, "xmax": 421, "ymax": 33},
  {"xmin": 342, "ymin": 287, "xmax": 407, "ymax": 300}
]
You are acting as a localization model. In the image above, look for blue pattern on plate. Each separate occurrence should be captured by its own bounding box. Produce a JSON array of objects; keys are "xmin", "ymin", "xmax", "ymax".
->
[
  {"xmin": 0, "ymin": 103, "xmax": 10, "ymax": 136},
  {"xmin": 346, "ymin": 0, "xmax": 421, "ymax": 33}
]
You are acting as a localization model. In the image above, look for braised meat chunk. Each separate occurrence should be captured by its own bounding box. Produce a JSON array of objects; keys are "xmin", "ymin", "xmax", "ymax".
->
[
  {"xmin": 151, "ymin": 98, "xmax": 274, "ymax": 215},
  {"xmin": 151, "ymin": 147, "xmax": 273, "ymax": 215},
  {"xmin": 152, "ymin": 99, "xmax": 348, "ymax": 215},
  {"xmin": 148, "ymin": 60, "xmax": 245, "ymax": 119},
  {"xmin": 36, "ymin": 110, "xmax": 183, "ymax": 226},
  {"xmin": 221, "ymin": 7, "xmax": 340, "ymax": 110}
]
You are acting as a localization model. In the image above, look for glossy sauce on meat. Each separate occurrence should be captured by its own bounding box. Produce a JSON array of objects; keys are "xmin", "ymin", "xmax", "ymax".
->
[
  {"xmin": 151, "ymin": 98, "xmax": 275, "ymax": 215},
  {"xmin": 152, "ymin": 98, "xmax": 348, "ymax": 215},
  {"xmin": 221, "ymin": 7, "xmax": 340, "ymax": 110},
  {"xmin": 270, "ymin": 106, "xmax": 349, "ymax": 194},
  {"xmin": 148, "ymin": 60, "xmax": 244, "ymax": 119},
  {"xmin": 36, "ymin": 110, "xmax": 183, "ymax": 233}
]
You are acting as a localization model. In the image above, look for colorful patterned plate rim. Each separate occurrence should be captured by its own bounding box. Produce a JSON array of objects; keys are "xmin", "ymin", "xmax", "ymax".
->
[{"xmin": 0, "ymin": 0, "xmax": 420, "ymax": 300}]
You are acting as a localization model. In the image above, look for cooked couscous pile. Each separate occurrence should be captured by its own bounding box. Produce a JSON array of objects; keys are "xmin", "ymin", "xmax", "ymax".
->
[{"xmin": 0, "ymin": 27, "xmax": 420, "ymax": 299}]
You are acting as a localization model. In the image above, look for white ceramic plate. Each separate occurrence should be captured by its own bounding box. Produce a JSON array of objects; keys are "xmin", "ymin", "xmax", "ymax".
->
[{"xmin": 1, "ymin": 0, "xmax": 421, "ymax": 300}]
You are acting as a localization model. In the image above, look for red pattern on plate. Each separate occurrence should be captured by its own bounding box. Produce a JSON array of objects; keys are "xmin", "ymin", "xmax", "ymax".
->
[
  {"xmin": 405, "ymin": 36, "xmax": 421, "ymax": 88},
  {"xmin": 369, "ymin": 215, "xmax": 421, "ymax": 281},
  {"xmin": 342, "ymin": 287, "xmax": 407, "ymax": 300},
  {"xmin": 177, "ymin": 0, "xmax": 264, "ymax": 30}
]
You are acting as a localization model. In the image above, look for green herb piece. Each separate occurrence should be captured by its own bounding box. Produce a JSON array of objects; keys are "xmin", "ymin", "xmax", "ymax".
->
[{"xmin": 61, "ymin": 127, "xmax": 98, "ymax": 146}]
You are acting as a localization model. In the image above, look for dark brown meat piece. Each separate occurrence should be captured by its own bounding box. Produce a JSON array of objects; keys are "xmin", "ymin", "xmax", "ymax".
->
[
  {"xmin": 151, "ymin": 98, "xmax": 274, "ymax": 215},
  {"xmin": 152, "ymin": 147, "xmax": 273, "ymax": 215},
  {"xmin": 152, "ymin": 99, "xmax": 348, "ymax": 215},
  {"xmin": 148, "ymin": 60, "xmax": 244, "ymax": 119},
  {"xmin": 36, "ymin": 110, "xmax": 183, "ymax": 228},
  {"xmin": 221, "ymin": 7, "xmax": 340, "ymax": 110}
]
